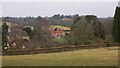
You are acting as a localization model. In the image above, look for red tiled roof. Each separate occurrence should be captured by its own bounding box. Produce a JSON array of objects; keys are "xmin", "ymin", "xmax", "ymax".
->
[{"xmin": 52, "ymin": 31, "xmax": 63, "ymax": 35}]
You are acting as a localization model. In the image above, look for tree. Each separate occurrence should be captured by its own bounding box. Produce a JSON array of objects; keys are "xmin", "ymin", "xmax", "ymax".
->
[
  {"xmin": 2, "ymin": 23, "xmax": 9, "ymax": 48},
  {"xmin": 113, "ymin": 6, "xmax": 120, "ymax": 43},
  {"xmin": 101, "ymin": 17, "xmax": 113, "ymax": 43},
  {"xmin": 29, "ymin": 16, "xmax": 51, "ymax": 48},
  {"xmin": 85, "ymin": 15, "xmax": 105, "ymax": 40},
  {"xmin": 53, "ymin": 14, "xmax": 62, "ymax": 20},
  {"xmin": 71, "ymin": 15, "xmax": 81, "ymax": 29},
  {"xmin": 23, "ymin": 26, "xmax": 36, "ymax": 39},
  {"xmin": 66, "ymin": 16, "xmax": 94, "ymax": 45}
]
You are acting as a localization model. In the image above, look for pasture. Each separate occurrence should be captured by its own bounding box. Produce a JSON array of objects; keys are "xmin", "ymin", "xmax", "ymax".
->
[
  {"xmin": 49, "ymin": 25, "xmax": 71, "ymax": 31},
  {"xmin": 2, "ymin": 47, "xmax": 118, "ymax": 66}
]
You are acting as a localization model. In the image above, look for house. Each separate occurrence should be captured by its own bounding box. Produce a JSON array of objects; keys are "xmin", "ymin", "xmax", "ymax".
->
[
  {"xmin": 6, "ymin": 37, "xmax": 16, "ymax": 49},
  {"xmin": 51, "ymin": 28, "xmax": 65, "ymax": 38},
  {"xmin": 50, "ymin": 25, "xmax": 71, "ymax": 38},
  {"xmin": 5, "ymin": 28, "xmax": 30, "ymax": 49},
  {"xmin": 62, "ymin": 18, "xmax": 71, "ymax": 21},
  {"xmin": 5, "ymin": 36, "xmax": 30, "ymax": 49}
]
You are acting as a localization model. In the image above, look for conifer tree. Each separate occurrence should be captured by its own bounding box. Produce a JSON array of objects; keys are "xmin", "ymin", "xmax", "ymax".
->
[
  {"xmin": 113, "ymin": 6, "xmax": 120, "ymax": 43},
  {"xmin": 2, "ymin": 23, "xmax": 9, "ymax": 48}
]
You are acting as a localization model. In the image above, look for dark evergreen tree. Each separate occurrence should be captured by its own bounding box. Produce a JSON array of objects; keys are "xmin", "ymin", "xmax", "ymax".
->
[
  {"xmin": 113, "ymin": 6, "xmax": 120, "ymax": 43},
  {"xmin": 2, "ymin": 23, "xmax": 9, "ymax": 48},
  {"xmin": 23, "ymin": 27, "xmax": 36, "ymax": 39}
]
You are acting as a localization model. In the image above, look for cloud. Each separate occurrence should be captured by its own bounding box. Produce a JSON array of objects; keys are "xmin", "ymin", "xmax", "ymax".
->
[
  {"xmin": 1, "ymin": 0, "xmax": 119, "ymax": 2},
  {"xmin": 2, "ymin": 2, "xmax": 117, "ymax": 17}
]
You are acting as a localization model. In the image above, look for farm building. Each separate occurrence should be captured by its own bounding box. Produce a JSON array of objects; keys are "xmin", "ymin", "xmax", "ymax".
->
[
  {"xmin": 5, "ymin": 27, "xmax": 30, "ymax": 49},
  {"xmin": 51, "ymin": 28, "xmax": 65, "ymax": 38},
  {"xmin": 50, "ymin": 26, "xmax": 71, "ymax": 38}
]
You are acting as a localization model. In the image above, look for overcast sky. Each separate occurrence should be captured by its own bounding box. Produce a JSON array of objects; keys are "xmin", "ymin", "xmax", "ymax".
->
[{"xmin": 1, "ymin": 2, "xmax": 118, "ymax": 18}]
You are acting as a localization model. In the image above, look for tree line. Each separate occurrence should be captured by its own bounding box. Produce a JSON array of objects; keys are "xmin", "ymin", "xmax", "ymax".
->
[{"xmin": 2, "ymin": 10, "xmax": 120, "ymax": 49}]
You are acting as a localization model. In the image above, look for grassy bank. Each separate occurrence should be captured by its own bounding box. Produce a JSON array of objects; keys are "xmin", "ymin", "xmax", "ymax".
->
[{"xmin": 2, "ymin": 47, "xmax": 118, "ymax": 66}]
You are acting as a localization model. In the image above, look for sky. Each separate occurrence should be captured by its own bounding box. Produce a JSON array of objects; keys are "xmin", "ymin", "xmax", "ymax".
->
[{"xmin": 1, "ymin": 0, "xmax": 120, "ymax": 18}]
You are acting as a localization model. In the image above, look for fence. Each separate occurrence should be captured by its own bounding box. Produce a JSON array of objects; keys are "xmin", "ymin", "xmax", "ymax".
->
[{"xmin": 2, "ymin": 43, "xmax": 117, "ymax": 56}]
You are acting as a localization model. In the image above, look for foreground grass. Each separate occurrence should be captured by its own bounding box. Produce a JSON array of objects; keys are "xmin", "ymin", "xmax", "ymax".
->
[{"xmin": 2, "ymin": 47, "xmax": 118, "ymax": 66}]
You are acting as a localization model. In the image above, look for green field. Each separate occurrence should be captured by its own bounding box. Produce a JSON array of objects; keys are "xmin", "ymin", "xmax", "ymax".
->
[
  {"xmin": 52, "ymin": 37, "xmax": 66, "ymax": 43},
  {"xmin": 2, "ymin": 47, "xmax": 118, "ymax": 66},
  {"xmin": 49, "ymin": 25, "xmax": 71, "ymax": 30}
]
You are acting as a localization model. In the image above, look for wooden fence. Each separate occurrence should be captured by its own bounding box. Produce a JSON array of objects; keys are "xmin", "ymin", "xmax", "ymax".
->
[{"xmin": 2, "ymin": 43, "xmax": 117, "ymax": 56}]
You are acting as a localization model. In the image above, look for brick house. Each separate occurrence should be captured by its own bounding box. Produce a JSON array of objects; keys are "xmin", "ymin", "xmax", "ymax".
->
[
  {"xmin": 51, "ymin": 28, "xmax": 65, "ymax": 38},
  {"xmin": 5, "ymin": 28, "xmax": 30, "ymax": 49},
  {"xmin": 5, "ymin": 36, "xmax": 30, "ymax": 49}
]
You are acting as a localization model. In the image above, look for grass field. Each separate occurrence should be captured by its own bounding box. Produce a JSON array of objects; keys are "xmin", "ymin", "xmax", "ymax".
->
[
  {"xmin": 2, "ymin": 47, "xmax": 118, "ymax": 66},
  {"xmin": 49, "ymin": 25, "xmax": 71, "ymax": 30},
  {"xmin": 52, "ymin": 37, "xmax": 66, "ymax": 43}
]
